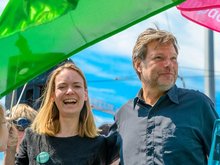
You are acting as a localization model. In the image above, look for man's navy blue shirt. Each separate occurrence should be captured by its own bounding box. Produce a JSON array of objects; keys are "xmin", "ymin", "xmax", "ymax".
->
[{"xmin": 112, "ymin": 85, "xmax": 219, "ymax": 165}]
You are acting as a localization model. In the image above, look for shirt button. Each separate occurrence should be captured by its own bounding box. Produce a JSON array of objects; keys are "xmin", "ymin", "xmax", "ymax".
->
[
  {"xmin": 147, "ymin": 147, "xmax": 154, "ymax": 156},
  {"xmin": 147, "ymin": 129, "xmax": 152, "ymax": 134}
]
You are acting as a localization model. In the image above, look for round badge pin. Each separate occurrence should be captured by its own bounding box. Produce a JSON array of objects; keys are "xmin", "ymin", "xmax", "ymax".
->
[{"xmin": 36, "ymin": 151, "xmax": 50, "ymax": 164}]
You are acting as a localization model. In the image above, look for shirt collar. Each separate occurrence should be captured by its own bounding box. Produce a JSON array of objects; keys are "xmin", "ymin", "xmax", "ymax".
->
[
  {"xmin": 166, "ymin": 85, "xmax": 179, "ymax": 104},
  {"xmin": 133, "ymin": 85, "xmax": 179, "ymax": 110}
]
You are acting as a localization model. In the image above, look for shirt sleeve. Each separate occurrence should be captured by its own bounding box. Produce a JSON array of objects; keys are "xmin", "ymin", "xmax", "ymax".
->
[
  {"xmin": 106, "ymin": 120, "xmax": 122, "ymax": 164},
  {"xmin": 15, "ymin": 129, "xmax": 30, "ymax": 165}
]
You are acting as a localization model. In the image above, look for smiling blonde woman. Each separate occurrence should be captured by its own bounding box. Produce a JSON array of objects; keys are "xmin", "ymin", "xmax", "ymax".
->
[{"xmin": 15, "ymin": 62, "xmax": 119, "ymax": 165}]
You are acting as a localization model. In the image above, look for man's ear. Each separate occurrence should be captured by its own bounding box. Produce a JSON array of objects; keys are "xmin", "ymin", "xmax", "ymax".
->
[{"xmin": 134, "ymin": 60, "xmax": 142, "ymax": 73}]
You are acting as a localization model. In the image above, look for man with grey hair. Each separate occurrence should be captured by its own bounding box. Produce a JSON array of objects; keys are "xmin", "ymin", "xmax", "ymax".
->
[{"xmin": 111, "ymin": 28, "xmax": 219, "ymax": 165}]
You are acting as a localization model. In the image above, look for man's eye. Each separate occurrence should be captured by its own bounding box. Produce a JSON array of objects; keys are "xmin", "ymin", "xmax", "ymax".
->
[{"xmin": 171, "ymin": 57, "xmax": 177, "ymax": 61}]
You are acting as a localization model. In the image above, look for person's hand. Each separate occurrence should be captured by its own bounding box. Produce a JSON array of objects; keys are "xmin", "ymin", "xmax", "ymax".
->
[
  {"xmin": 6, "ymin": 122, "xmax": 18, "ymax": 149},
  {"xmin": 3, "ymin": 123, "xmax": 18, "ymax": 165},
  {"xmin": 0, "ymin": 122, "xmax": 9, "ymax": 151}
]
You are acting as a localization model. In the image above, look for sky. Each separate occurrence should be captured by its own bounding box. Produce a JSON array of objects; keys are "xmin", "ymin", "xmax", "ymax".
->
[{"xmin": 0, "ymin": 0, "xmax": 220, "ymax": 162}]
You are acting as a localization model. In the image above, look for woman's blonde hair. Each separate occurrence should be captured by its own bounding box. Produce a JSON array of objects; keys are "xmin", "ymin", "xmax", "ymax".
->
[
  {"xmin": 31, "ymin": 62, "xmax": 98, "ymax": 138},
  {"xmin": 9, "ymin": 103, "xmax": 37, "ymax": 122}
]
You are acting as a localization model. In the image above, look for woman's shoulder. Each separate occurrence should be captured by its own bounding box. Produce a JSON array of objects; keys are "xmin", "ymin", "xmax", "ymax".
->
[
  {"xmin": 76, "ymin": 135, "xmax": 106, "ymax": 148},
  {"xmin": 24, "ymin": 128, "xmax": 36, "ymax": 136},
  {"xmin": 24, "ymin": 128, "xmax": 44, "ymax": 141},
  {"xmin": 82, "ymin": 135, "xmax": 106, "ymax": 143},
  {"xmin": 23, "ymin": 127, "xmax": 33, "ymax": 137}
]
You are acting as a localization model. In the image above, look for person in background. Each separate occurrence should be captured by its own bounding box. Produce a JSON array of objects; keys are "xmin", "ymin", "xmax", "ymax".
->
[
  {"xmin": 8, "ymin": 103, "xmax": 38, "ymax": 152},
  {"xmin": 99, "ymin": 123, "xmax": 112, "ymax": 136},
  {"xmin": 110, "ymin": 28, "xmax": 219, "ymax": 165},
  {"xmin": 15, "ymin": 62, "xmax": 118, "ymax": 164},
  {"xmin": 0, "ymin": 104, "xmax": 9, "ymax": 152},
  {"xmin": 0, "ymin": 104, "xmax": 18, "ymax": 165}
]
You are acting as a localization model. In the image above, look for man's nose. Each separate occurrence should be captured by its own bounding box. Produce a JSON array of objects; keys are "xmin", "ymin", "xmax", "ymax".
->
[{"xmin": 163, "ymin": 59, "xmax": 172, "ymax": 67}]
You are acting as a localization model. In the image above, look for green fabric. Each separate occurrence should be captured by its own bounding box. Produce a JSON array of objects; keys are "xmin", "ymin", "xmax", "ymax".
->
[{"xmin": 0, "ymin": 0, "xmax": 185, "ymax": 98}]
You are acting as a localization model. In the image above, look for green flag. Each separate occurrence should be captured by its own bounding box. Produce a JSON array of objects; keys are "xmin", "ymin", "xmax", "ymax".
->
[{"xmin": 0, "ymin": 0, "xmax": 185, "ymax": 98}]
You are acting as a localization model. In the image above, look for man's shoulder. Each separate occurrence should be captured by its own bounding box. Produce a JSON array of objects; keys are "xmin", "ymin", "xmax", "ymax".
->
[
  {"xmin": 178, "ymin": 87, "xmax": 206, "ymax": 97},
  {"xmin": 114, "ymin": 99, "xmax": 134, "ymax": 118},
  {"xmin": 177, "ymin": 87, "xmax": 213, "ymax": 103},
  {"xmin": 118, "ymin": 99, "xmax": 134, "ymax": 111}
]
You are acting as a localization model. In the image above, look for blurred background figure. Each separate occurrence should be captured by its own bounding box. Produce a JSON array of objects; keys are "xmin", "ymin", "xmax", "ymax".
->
[
  {"xmin": 0, "ymin": 104, "xmax": 8, "ymax": 152},
  {"xmin": 0, "ymin": 104, "xmax": 18, "ymax": 165},
  {"xmin": 7, "ymin": 103, "xmax": 38, "ymax": 152},
  {"xmin": 99, "ymin": 123, "xmax": 112, "ymax": 136},
  {"xmin": 3, "ymin": 103, "xmax": 37, "ymax": 165}
]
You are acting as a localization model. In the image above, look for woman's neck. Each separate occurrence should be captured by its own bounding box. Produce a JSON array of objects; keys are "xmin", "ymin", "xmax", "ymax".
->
[{"xmin": 55, "ymin": 116, "xmax": 79, "ymax": 137}]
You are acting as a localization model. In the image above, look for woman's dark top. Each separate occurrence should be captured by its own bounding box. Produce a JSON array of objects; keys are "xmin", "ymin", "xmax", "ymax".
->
[{"xmin": 15, "ymin": 128, "xmax": 116, "ymax": 165}]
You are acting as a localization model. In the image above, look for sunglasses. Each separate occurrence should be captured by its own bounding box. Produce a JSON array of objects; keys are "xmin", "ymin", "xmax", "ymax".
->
[{"xmin": 12, "ymin": 117, "xmax": 31, "ymax": 131}]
